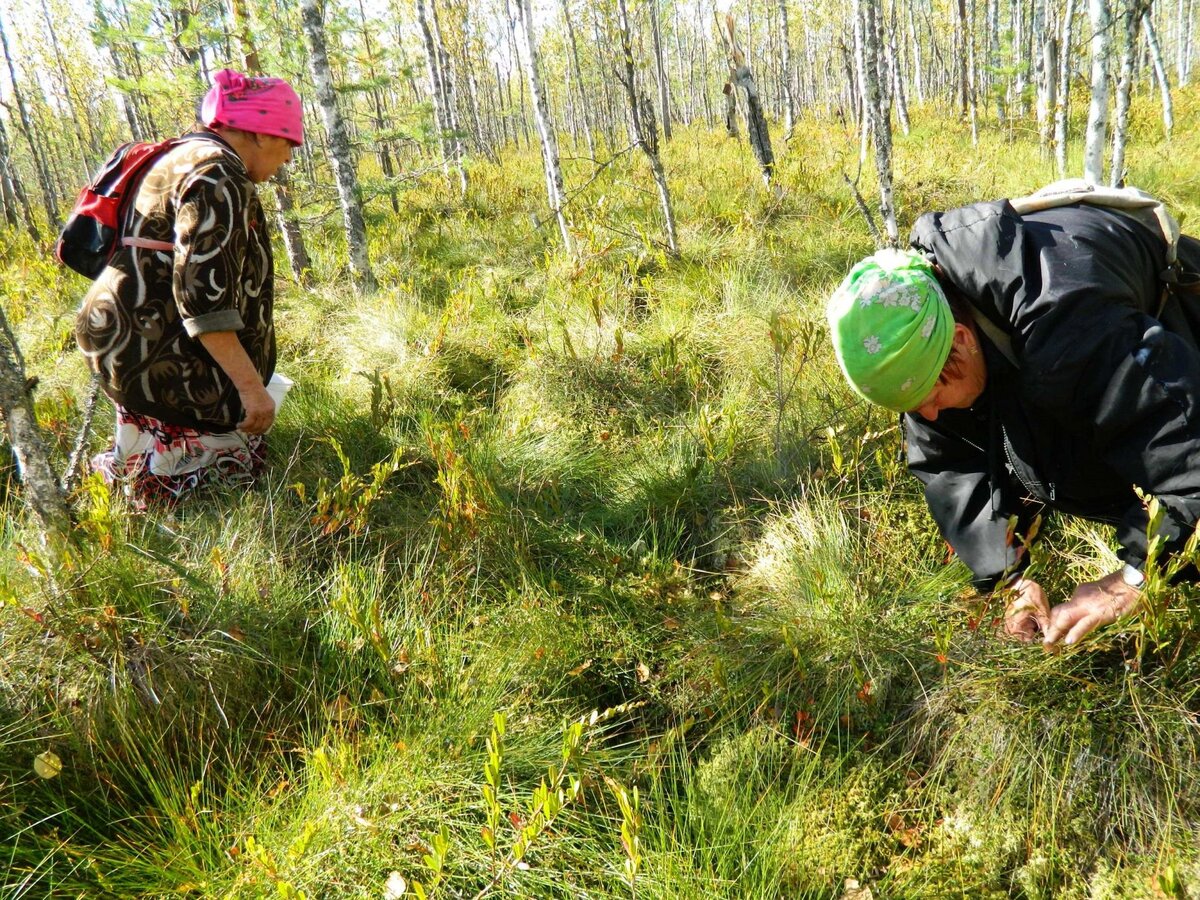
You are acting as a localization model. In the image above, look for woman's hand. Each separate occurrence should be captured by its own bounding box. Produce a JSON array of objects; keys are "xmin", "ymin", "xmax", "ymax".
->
[
  {"xmin": 237, "ymin": 383, "xmax": 276, "ymax": 435},
  {"xmin": 1002, "ymin": 577, "xmax": 1051, "ymax": 642},
  {"xmin": 1042, "ymin": 570, "xmax": 1141, "ymax": 648},
  {"xmin": 197, "ymin": 330, "xmax": 276, "ymax": 434}
]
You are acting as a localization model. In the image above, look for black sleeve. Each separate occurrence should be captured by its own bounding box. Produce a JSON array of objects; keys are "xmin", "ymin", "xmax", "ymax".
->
[
  {"xmin": 905, "ymin": 408, "xmax": 1043, "ymax": 591},
  {"xmin": 1070, "ymin": 312, "xmax": 1200, "ymax": 571}
]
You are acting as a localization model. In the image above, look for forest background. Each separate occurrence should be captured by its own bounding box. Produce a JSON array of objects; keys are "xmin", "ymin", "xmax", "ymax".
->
[{"xmin": 3, "ymin": 0, "xmax": 1200, "ymax": 896}]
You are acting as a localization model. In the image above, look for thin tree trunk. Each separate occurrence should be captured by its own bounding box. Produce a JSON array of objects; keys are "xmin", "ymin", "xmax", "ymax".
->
[
  {"xmin": 429, "ymin": 0, "xmax": 469, "ymax": 196},
  {"xmin": 1055, "ymin": 0, "xmax": 1076, "ymax": 174},
  {"xmin": 888, "ymin": 6, "xmax": 910, "ymax": 135},
  {"xmin": 507, "ymin": 0, "xmax": 533, "ymax": 149},
  {"xmin": 859, "ymin": 0, "xmax": 899, "ymax": 245},
  {"xmin": 0, "ymin": 9, "xmax": 60, "ymax": 227},
  {"xmin": 38, "ymin": 0, "xmax": 95, "ymax": 173},
  {"xmin": 1144, "ymin": 13, "xmax": 1175, "ymax": 137},
  {"xmin": 299, "ymin": 0, "xmax": 377, "ymax": 292},
  {"xmin": 853, "ymin": 6, "xmax": 872, "ymax": 167},
  {"xmin": 779, "ymin": 0, "xmax": 795, "ymax": 135},
  {"xmin": 615, "ymin": 0, "xmax": 679, "ymax": 255},
  {"xmin": 1084, "ymin": 0, "xmax": 1113, "ymax": 183},
  {"xmin": 720, "ymin": 14, "xmax": 775, "ymax": 187},
  {"xmin": 956, "ymin": 0, "xmax": 971, "ymax": 121},
  {"xmin": 1110, "ymin": 0, "xmax": 1147, "ymax": 185},
  {"xmin": 512, "ymin": 0, "xmax": 572, "ymax": 253},
  {"xmin": 0, "ymin": 307, "xmax": 73, "ymax": 544},
  {"xmin": 559, "ymin": 0, "xmax": 596, "ymax": 158},
  {"xmin": 0, "ymin": 113, "xmax": 40, "ymax": 242},
  {"xmin": 649, "ymin": 0, "xmax": 673, "ymax": 141}
]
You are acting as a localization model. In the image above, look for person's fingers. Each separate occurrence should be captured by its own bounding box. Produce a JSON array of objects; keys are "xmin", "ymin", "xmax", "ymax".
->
[
  {"xmin": 1063, "ymin": 614, "xmax": 1103, "ymax": 646},
  {"xmin": 1043, "ymin": 606, "xmax": 1078, "ymax": 647}
]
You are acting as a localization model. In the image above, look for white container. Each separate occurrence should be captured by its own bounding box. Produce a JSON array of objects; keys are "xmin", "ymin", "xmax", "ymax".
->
[{"xmin": 266, "ymin": 372, "xmax": 294, "ymax": 415}]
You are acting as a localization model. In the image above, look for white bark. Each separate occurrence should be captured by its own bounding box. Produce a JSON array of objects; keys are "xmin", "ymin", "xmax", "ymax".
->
[
  {"xmin": 648, "ymin": 0, "xmax": 672, "ymax": 142},
  {"xmin": 858, "ymin": 0, "xmax": 898, "ymax": 245},
  {"xmin": 0, "ymin": 308, "xmax": 72, "ymax": 543},
  {"xmin": 1145, "ymin": 13, "xmax": 1175, "ymax": 137},
  {"xmin": 779, "ymin": 0, "xmax": 795, "ymax": 134},
  {"xmin": 1110, "ymin": 0, "xmax": 1146, "ymax": 185},
  {"xmin": 299, "ymin": 0, "xmax": 376, "ymax": 292},
  {"xmin": 512, "ymin": 0, "xmax": 572, "ymax": 254},
  {"xmin": 615, "ymin": 0, "xmax": 679, "ymax": 255},
  {"xmin": 1084, "ymin": 0, "xmax": 1113, "ymax": 184},
  {"xmin": 1055, "ymin": 0, "xmax": 1077, "ymax": 175}
]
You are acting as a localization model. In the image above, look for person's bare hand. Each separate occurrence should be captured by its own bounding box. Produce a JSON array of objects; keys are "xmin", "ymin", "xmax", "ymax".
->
[
  {"xmin": 1042, "ymin": 570, "xmax": 1141, "ymax": 648},
  {"xmin": 238, "ymin": 383, "xmax": 276, "ymax": 434},
  {"xmin": 1002, "ymin": 576, "xmax": 1051, "ymax": 642}
]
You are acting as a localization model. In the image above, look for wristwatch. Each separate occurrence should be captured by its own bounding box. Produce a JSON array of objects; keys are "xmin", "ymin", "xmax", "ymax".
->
[{"xmin": 1121, "ymin": 564, "xmax": 1145, "ymax": 589}]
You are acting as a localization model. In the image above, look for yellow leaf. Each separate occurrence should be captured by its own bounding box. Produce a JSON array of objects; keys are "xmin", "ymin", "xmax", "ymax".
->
[{"xmin": 34, "ymin": 750, "xmax": 62, "ymax": 779}]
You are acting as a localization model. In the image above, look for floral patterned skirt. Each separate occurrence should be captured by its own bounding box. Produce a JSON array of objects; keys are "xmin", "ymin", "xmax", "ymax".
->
[{"xmin": 91, "ymin": 406, "xmax": 265, "ymax": 505}]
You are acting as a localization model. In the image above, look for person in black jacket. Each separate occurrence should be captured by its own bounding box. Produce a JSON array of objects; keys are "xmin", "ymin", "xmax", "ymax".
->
[{"xmin": 827, "ymin": 193, "xmax": 1200, "ymax": 648}]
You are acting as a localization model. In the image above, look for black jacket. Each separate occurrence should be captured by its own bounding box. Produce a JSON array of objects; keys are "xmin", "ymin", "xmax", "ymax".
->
[{"xmin": 904, "ymin": 200, "xmax": 1200, "ymax": 590}]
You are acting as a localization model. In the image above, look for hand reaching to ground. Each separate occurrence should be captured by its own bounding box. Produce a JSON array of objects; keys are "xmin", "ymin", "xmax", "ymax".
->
[
  {"xmin": 1002, "ymin": 576, "xmax": 1051, "ymax": 642},
  {"xmin": 1042, "ymin": 570, "xmax": 1142, "ymax": 648}
]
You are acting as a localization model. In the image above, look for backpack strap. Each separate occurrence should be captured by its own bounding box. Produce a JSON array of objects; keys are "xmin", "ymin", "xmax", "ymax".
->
[
  {"xmin": 117, "ymin": 132, "xmax": 234, "ymax": 256},
  {"xmin": 965, "ymin": 303, "xmax": 1020, "ymax": 369}
]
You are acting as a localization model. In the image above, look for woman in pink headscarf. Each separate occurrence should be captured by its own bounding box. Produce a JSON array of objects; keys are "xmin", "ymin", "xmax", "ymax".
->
[{"xmin": 76, "ymin": 69, "xmax": 303, "ymax": 505}]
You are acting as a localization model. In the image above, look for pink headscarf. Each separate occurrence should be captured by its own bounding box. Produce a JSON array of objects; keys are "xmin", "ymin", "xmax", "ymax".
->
[{"xmin": 200, "ymin": 69, "xmax": 304, "ymax": 145}]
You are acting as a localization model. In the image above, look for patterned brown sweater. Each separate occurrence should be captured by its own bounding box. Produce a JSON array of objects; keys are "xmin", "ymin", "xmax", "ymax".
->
[{"xmin": 76, "ymin": 133, "xmax": 276, "ymax": 431}]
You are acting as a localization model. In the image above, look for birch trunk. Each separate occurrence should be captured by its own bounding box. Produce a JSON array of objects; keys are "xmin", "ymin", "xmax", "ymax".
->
[
  {"xmin": 0, "ymin": 9, "xmax": 60, "ymax": 227},
  {"xmin": 1084, "ymin": 0, "xmax": 1113, "ymax": 184},
  {"xmin": 1110, "ymin": 0, "xmax": 1147, "ymax": 185},
  {"xmin": 429, "ymin": 0, "xmax": 469, "ymax": 196},
  {"xmin": 615, "ymin": 0, "xmax": 678, "ymax": 255},
  {"xmin": 0, "ymin": 307, "xmax": 73, "ymax": 544},
  {"xmin": 859, "ymin": 0, "xmax": 899, "ymax": 245},
  {"xmin": 559, "ymin": 0, "xmax": 596, "ymax": 158},
  {"xmin": 853, "ymin": 3, "xmax": 871, "ymax": 168},
  {"xmin": 1145, "ymin": 13, "xmax": 1175, "ymax": 137},
  {"xmin": 299, "ymin": 0, "xmax": 377, "ymax": 292},
  {"xmin": 649, "ymin": 0, "xmax": 673, "ymax": 142},
  {"xmin": 721, "ymin": 14, "xmax": 775, "ymax": 187},
  {"xmin": 0, "ymin": 114, "xmax": 40, "ymax": 242},
  {"xmin": 512, "ymin": 0, "xmax": 572, "ymax": 254},
  {"xmin": 1055, "ymin": 0, "xmax": 1076, "ymax": 174},
  {"xmin": 228, "ymin": 0, "xmax": 312, "ymax": 283}
]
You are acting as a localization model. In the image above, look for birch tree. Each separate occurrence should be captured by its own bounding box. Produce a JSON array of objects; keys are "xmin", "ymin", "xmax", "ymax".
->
[
  {"xmin": 559, "ymin": 0, "xmax": 596, "ymax": 159},
  {"xmin": 615, "ymin": 0, "xmax": 679, "ymax": 255},
  {"xmin": 858, "ymin": 0, "xmax": 898, "ymax": 245},
  {"xmin": 772, "ymin": 0, "xmax": 792, "ymax": 135},
  {"xmin": 1144, "ymin": 11, "xmax": 1175, "ymax": 137},
  {"xmin": 416, "ymin": 0, "xmax": 468, "ymax": 196},
  {"xmin": 299, "ymin": 0, "xmax": 377, "ymax": 292},
  {"xmin": 720, "ymin": 13, "xmax": 775, "ymax": 187},
  {"xmin": 1054, "ymin": 0, "xmax": 1077, "ymax": 174},
  {"xmin": 1109, "ymin": 0, "xmax": 1148, "ymax": 185},
  {"xmin": 1084, "ymin": 0, "xmax": 1113, "ymax": 184},
  {"xmin": 648, "ymin": 0, "xmax": 673, "ymax": 142},
  {"xmin": 0, "ymin": 8, "xmax": 60, "ymax": 227},
  {"xmin": 0, "ymin": 114, "xmax": 40, "ymax": 242},
  {"xmin": 512, "ymin": 0, "xmax": 572, "ymax": 254},
  {"xmin": 228, "ymin": 0, "xmax": 312, "ymax": 284},
  {"xmin": 0, "ymin": 309, "xmax": 73, "ymax": 546}
]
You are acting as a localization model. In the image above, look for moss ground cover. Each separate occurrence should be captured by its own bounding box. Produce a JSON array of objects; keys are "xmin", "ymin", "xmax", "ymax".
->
[{"xmin": 5, "ymin": 96, "xmax": 1200, "ymax": 897}]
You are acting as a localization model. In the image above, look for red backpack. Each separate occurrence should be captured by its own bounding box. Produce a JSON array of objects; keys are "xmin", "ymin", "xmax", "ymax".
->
[{"xmin": 55, "ymin": 137, "xmax": 186, "ymax": 279}]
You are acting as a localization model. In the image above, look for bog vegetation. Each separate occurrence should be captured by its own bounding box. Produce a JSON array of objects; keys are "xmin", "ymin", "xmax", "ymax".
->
[{"xmin": 4, "ymin": 0, "xmax": 1200, "ymax": 897}]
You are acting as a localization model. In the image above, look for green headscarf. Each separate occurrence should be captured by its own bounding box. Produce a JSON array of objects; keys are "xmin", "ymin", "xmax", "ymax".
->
[{"xmin": 826, "ymin": 249, "xmax": 954, "ymax": 412}]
